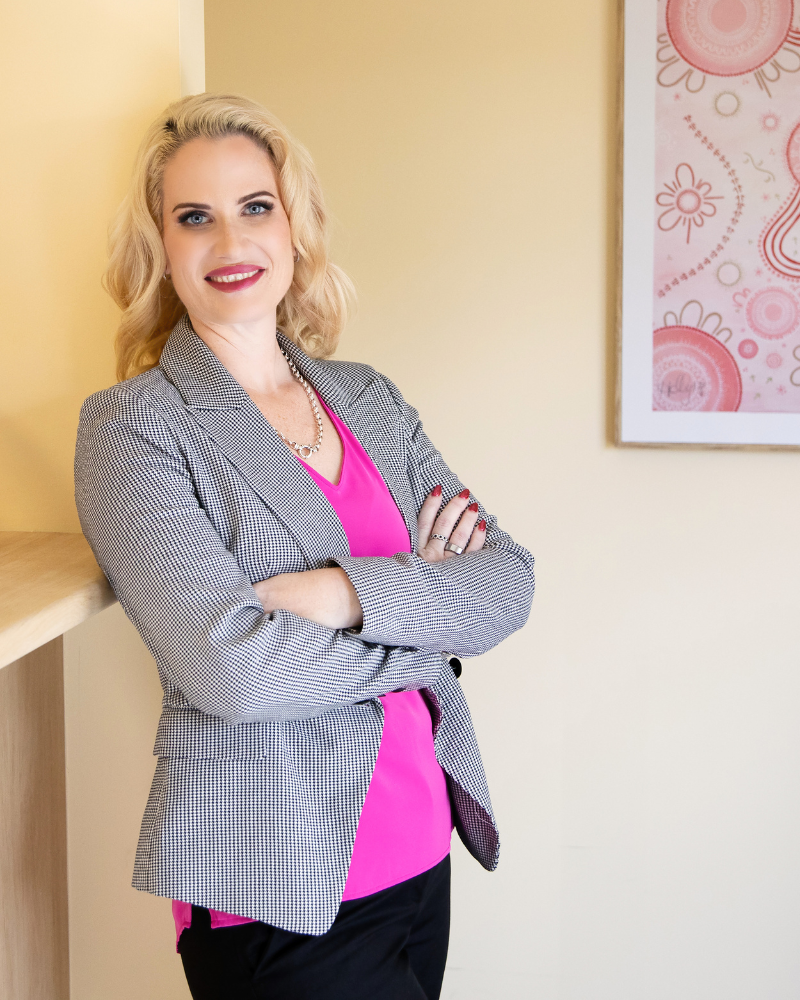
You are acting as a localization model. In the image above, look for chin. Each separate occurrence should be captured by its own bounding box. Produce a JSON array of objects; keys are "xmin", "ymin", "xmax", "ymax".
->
[{"xmin": 203, "ymin": 293, "xmax": 280, "ymax": 326}]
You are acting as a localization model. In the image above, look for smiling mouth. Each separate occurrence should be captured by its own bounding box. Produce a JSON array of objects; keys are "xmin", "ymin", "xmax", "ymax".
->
[
  {"xmin": 204, "ymin": 266, "xmax": 265, "ymax": 293},
  {"xmin": 206, "ymin": 269, "xmax": 262, "ymax": 284}
]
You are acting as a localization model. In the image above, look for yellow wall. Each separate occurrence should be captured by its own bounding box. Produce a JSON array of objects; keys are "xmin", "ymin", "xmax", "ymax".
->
[
  {"xmin": 0, "ymin": 2, "xmax": 180, "ymax": 532},
  {"xmin": 207, "ymin": 2, "xmax": 800, "ymax": 996},
  {"xmin": 1, "ymin": 2, "xmax": 196, "ymax": 996}
]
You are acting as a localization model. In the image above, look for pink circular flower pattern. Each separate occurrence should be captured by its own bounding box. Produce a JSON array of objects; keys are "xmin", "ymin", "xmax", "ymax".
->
[
  {"xmin": 653, "ymin": 325, "xmax": 743, "ymax": 411},
  {"xmin": 656, "ymin": 163, "xmax": 723, "ymax": 243},
  {"xmin": 666, "ymin": 0, "xmax": 793, "ymax": 76},
  {"xmin": 738, "ymin": 338, "xmax": 759, "ymax": 357},
  {"xmin": 746, "ymin": 286, "xmax": 800, "ymax": 338},
  {"xmin": 767, "ymin": 352, "xmax": 784, "ymax": 367}
]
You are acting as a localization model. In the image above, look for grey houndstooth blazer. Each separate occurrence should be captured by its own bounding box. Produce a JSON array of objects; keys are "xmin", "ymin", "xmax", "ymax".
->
[{"xmin": 74, "ymin": 315, "xmax": 534, "ymax": 935}]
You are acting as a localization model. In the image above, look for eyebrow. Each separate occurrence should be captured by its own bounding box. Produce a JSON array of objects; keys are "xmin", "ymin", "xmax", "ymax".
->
[
  {"xmin": 171, "ymin": 191, "xmax": 277, "ymax": 213},
  {"xmin": 171, "ymin": 202, "xmax": 211, "ymax": 212},
  {"xmin": 237, "ymin": 190, "xmax": 276, "ymax": 204}
]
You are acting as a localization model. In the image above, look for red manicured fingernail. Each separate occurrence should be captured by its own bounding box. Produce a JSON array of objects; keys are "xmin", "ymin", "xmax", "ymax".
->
[
  {"xmin": 468, "ymin": 502, "xmax": 479, "ymax": 512},
  {"xmin": 478, "ymin": 519, "xmax": 486, "ymax": 531},
  {"xmin": 458, "ymin": 488, "xmax": 470, "ymax": 499},
  {"xmin": 430, "ymin": 485, "xmax": 442, "ymax": 497}
]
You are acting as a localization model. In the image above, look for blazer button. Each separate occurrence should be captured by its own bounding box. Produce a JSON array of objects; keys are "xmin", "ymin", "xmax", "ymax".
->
[{"xmin": 448, "ymin": 656, "xmax": 462, "ymax": 679}]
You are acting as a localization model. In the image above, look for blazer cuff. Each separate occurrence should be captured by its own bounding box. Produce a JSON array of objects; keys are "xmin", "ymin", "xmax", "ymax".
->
[{"xmin": 332, "ymin": 554, "xmax": 422, "ymax": 647}]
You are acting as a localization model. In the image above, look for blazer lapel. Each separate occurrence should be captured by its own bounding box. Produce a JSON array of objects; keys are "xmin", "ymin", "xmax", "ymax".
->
[
  {"xmin": 160, "ymin": 317, "xmax": 350, "ymax": 568},
  {"xmin": 159, "ymin": 316, "xmax": 419, "ymax": 558}
]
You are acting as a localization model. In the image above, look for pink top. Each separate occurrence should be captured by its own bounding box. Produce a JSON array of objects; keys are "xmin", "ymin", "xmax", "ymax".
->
[{"xmin": 172, "ymin": 398, "xmax": 452, "ymax": 946}]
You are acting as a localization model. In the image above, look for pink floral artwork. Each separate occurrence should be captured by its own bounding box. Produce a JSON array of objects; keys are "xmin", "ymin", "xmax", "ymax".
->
[{"xmin": 654, "ymin": 0, "xmax": 800, "ymax": 413}]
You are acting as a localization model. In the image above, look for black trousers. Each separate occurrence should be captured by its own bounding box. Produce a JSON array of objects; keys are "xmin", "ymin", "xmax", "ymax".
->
[{"xmin": 178, "ymin": 855, "xmax": 451, "ymax": 1000}]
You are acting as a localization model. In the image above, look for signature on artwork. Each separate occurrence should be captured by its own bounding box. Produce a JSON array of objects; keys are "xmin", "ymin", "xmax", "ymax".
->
[{"xmin": 659, "ymin": 373, "xmax": 707, "ymax": 404}]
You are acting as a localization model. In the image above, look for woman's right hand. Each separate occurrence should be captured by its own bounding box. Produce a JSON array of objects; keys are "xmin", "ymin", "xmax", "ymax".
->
[{"xmin": 416, "ymin": 486, "xmax": 487, "ymax": 564}]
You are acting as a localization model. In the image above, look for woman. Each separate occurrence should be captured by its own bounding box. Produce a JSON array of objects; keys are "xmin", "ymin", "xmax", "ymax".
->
[{"xmin": 75, "ymin": 93, "xmax": 534, "ymax": 1000}]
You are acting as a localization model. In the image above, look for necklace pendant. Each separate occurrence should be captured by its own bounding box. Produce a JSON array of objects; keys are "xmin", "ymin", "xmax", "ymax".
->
[{"xmin": 298, "ymin": 445, "xmax": 313, "ymax": 459}]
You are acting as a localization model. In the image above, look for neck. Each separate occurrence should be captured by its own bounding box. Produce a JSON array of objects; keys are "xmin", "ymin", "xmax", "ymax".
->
[{"xmin": 188, "ymin": 310, "xmax": 291, "ymax": 396}]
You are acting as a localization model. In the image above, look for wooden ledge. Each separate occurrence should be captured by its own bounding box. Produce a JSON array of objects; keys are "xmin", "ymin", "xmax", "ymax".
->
[{"xmin": 0, "ymin": 532, "xmax": 115, "ymax": 669}]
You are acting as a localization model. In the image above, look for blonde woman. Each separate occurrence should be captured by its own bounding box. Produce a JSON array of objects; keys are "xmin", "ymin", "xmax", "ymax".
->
[{"xmin": 75, "ymin": 93, "xmax": 534, "ymax": 1000}]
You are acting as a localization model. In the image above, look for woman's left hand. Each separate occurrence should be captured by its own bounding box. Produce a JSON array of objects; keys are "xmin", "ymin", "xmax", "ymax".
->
[{"xmin": 417, "ymin": 486, "xmax": 487, "ymax": 564}]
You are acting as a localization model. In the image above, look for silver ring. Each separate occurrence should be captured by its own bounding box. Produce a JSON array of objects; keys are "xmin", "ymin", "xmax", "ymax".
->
[
  {"xmin": 444, "ymin": 542, "xmax": 464, "ymax": 555},
  {"xmin": 430, "ymin": 533, "xmax": 449, "ymax": 543}
]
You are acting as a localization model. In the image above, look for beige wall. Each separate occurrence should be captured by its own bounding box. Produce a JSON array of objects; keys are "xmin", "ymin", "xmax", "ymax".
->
[{"xmin": 206, "ymin": 1, "xmax": 800, "ymax": 997}]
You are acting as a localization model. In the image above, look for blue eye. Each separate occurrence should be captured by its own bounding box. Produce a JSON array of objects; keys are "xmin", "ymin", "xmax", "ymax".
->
[
  {"xmin": 244, "ymin": 201, "xmax": 273, "ymax": 216},
  {"xmin": 179, "ymin": 211, "xmax": 208, "ymax": 226}
]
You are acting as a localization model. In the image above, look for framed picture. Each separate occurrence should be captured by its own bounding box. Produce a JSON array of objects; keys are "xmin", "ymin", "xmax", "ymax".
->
[{"xmin": 618, "ymin": 0, "xmax": 800, "ymax": 447}]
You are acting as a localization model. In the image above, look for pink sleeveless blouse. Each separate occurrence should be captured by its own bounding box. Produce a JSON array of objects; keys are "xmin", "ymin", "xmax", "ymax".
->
[{"xmin": 172, "ymin": 398, "xmax": 452, "ymax": 946}]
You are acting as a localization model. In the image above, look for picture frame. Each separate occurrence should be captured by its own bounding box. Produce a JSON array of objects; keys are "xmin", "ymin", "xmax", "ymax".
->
[{"xmin": 618, "ymin": 0, "xmax": 800, "ymax": 448}]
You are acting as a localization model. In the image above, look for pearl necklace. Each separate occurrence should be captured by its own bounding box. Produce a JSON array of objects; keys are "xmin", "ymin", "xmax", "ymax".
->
[{"xmin": 279, "ymin": 349, "xmax": 324, "ymax": 459}]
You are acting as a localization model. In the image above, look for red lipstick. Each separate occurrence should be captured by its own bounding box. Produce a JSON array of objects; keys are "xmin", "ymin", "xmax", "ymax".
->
[{"xmin": 205, "ymin": 264, "xmax": 265, "ymax": 293}]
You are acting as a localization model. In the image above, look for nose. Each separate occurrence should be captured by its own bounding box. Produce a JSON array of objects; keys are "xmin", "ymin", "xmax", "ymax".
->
[{"xmin": 212, "ymin": 217, "xmax": 249, "ymax": 260}]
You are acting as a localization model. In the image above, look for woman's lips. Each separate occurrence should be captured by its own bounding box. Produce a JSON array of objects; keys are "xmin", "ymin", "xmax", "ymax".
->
[{"xmin": 205, "ymin": 265, "xmax": 265, "ymax": 293}]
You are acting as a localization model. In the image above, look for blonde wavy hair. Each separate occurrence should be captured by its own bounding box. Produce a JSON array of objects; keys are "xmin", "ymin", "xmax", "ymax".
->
[{"xmin": 104, "ymin": 93, "xmax": 354, "ymax": 381}]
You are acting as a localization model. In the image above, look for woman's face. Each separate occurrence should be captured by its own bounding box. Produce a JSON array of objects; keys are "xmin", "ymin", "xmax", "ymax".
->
[{"xmin": 161, "ymin": 134, "xmax": 294, "ymax": 329}]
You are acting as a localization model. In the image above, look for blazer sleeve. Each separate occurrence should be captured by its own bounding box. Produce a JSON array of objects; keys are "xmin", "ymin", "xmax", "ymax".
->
[
  {"xmin": 74, "ymin": 387, "xmax": 445, "ymax": 726},
  {"xmin": 331, "ymin": 374, "xmax": 535, "ymax": 658}
]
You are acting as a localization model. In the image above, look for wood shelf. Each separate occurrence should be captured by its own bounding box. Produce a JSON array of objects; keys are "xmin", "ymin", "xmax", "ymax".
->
[{"xmin": 0, "ymin": 532, "xmax": 115, "ymax": 669}]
